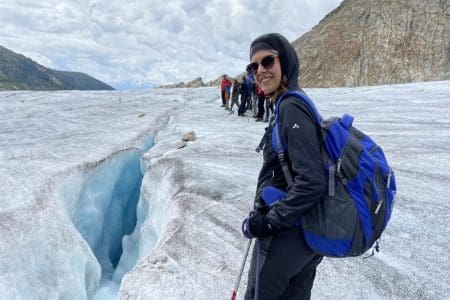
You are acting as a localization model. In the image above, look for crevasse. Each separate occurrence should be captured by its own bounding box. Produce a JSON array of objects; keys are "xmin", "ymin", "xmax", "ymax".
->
[{"xmin": 60, "ymin": 116, "xmax": 170, "ymax": 299}]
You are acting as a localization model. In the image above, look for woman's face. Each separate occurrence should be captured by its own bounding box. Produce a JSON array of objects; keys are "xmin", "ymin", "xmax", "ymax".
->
[{"xmin": 250, "ymin": 50, "xmax": 282, "ymax": 94}]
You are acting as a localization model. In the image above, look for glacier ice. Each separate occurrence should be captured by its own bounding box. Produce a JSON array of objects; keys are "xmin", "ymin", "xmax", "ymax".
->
[{"xmin": 1, "ymin": 84, "xmax": 449, "ymax": 299}]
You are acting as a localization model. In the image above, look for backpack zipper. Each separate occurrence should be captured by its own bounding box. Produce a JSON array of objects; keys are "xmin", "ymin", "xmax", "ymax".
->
[{"xmin": 374, "ymin": 200, "xmax": 383, "ymax": 214}]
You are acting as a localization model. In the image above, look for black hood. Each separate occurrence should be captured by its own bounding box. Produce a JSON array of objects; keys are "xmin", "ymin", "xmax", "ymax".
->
[{"xmin": 249, "ymin": 33, "xmax": 300, "ymax": 90}]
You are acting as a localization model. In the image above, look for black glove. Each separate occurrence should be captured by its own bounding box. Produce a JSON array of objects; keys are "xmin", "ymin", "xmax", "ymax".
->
[
  {"xmin": 242, "ymin": 210, "xmax": 274, "ymax": 239},
  {"xmin": 254, "ymin": 199, "xmax": 269, "ymax": 215}
]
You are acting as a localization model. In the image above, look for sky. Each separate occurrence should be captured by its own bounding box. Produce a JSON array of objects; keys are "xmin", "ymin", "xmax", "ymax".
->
[
  {"xmin": 0, "ymin": 0, "xmax": 342, "ymax": 89},
  {"xmin": 1, "ymin": 81, "xmax": 449, "ymax": 299}
]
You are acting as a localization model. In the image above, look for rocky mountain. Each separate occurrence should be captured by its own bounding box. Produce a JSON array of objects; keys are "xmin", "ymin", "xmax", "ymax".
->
[
  {"xmin": 293, "ymin": 0, "xmax": 449, "ymax": 88},
  {"xmin": 192, "ymin": 0, "xmax": 448, "ymax": 89},
  {"xmin": 0, "ymin": 46, "xmax": 114, "ymax": 91},
  {"xmin": 159, "ymin": 74, "xmax": 246, "ymax": 89},
  {"xmin": 204, "ymin": 76, "xmax": 221, "ymax": 87},
  {"xmin": 158, "ymin": 77, "xmax": 205, "ymax": 89},
  {"xmin": 204, "ymin": 72, "xmax": 247, "ymax": 87}
]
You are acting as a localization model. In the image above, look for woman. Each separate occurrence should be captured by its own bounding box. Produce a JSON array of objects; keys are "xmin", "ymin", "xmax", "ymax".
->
[{"xmin": 241, "ymin": 33, "xmax": 326, "ymax": 299}]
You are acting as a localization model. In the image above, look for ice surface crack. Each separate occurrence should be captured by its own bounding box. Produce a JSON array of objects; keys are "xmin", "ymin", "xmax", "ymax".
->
[{"xmin": 60, "ymin": 114, "xmax": 172, "ymax": 299}]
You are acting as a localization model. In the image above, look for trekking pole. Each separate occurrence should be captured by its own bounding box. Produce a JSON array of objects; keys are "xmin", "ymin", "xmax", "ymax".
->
[{"xmin": 231, "ymin": 239, "xmax": 253, "ymax": 300}]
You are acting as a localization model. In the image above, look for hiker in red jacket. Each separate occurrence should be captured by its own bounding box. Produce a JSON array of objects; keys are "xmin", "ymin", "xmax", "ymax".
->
[{"xmin": 220, "ymin": 74, "xmax": 232, "ymax": 107}]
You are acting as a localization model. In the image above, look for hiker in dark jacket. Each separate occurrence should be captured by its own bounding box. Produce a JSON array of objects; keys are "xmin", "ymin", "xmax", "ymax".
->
[
  {"xmin": 238, "ymin": 75, "xmax": 248, "ymax": 116},
  {"xmin": 255, "ymin": 84, "xmax": 265, "ymax": 121},
  {"xmin": 229, "ymin": 78, "xmax": 241, "ymax": 113},
  {"xmin": 241, "ymin": 33, "xmax": 326, "ymax": 300}
]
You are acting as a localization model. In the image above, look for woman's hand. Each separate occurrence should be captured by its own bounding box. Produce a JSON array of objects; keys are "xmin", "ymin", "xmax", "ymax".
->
[{"xmin": 241, "ymin": 210, "xmax": 274, "ymax": 239}]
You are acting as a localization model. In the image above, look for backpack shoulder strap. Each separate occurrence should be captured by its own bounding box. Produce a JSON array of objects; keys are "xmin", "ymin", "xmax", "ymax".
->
[
  {"xmin": 272, "ymin": 91, "xmax": 323, "ymax": 187},
  {"xmin": 274, "ymin": 91, "xmax": 322, "ymax": 126},
  {"xmin": 272, "ymin": 91, "xmax": 323, "ymax": 153}
]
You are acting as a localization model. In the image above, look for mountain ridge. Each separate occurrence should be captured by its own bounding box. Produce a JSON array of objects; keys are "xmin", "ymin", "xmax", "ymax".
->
[{"xmin": 0, "ymin": 45, "xmax": 114, "ymax": 91}]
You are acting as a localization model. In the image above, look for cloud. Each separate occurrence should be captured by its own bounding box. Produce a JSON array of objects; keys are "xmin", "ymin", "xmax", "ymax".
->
[{"xmin": 0, "ymin": 0, "xmax": 343, "ymax": 89}]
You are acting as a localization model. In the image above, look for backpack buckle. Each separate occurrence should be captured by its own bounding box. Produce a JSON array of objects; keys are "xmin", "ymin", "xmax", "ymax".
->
[
  {"xmin": 374, "ymin": 200, "xmax": 383, "ymax": 215},
  {"xmin": 387, "ymin": 169, "xmax": 392, "ymax": 188},
  {"xmin": 336, "ymin": 158, "xmax": 343, "ymax": 174},
  {"xmin": 362, "ymin": 240, "xmax": 380, "ymax": 259}
]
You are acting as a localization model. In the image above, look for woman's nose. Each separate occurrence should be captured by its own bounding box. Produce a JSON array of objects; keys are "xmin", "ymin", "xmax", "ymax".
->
[{"xmin": 256, "ymin": 64, "xmax": 265, "ymax": 75}]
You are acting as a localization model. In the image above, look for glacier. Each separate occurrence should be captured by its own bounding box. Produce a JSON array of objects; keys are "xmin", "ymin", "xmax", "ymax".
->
[{"xmin": 0, "ymin": 82, "xmax": 449, "ymax": 299}]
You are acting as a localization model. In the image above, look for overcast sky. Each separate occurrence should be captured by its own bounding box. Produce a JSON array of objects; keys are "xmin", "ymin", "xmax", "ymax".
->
[{"xmin": 0, "ymin": 0, "xmax": 342, "ymax": 89}]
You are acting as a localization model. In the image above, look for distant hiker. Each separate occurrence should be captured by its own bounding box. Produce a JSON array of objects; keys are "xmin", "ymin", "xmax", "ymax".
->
[
  {"xmin": 229, "ymin": 78, "xmax": 241, "ymax": 113},
  {"xmin": 254, "ymin": 84, "xmax": 265, "ymax": 122},
  {"xmin": 251, "ymin": 82, "xmax": 258, "ymax": 118},
  {"xmin": 244, "ymin": 75, "xmax": 254, "ymax": 111},
  {"xmin": 244, "ymin": 70, "xmax": 255, "ymax": 112},
  {"xmin": 220, "ymin": 74, "xmax": 232, "ymax": 107},
  {"xmin": 225, "ymin": 84, "xmax": 232, "ymax": 110},
  {"xmin": 238, "ymin": 75, "xmax": 248, "ymax": 116},
  {"xmin": 241, "ymin": 33, "xmax": 326, "ymax": 299}
]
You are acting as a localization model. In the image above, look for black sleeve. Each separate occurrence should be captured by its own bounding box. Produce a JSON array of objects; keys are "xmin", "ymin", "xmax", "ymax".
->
[{"xmin": 267, "ymin": 96, "xmax": 326, "ymax": 230}]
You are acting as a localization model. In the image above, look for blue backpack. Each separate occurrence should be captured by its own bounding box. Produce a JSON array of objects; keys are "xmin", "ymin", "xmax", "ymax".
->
[{"xmin": 266, "ymin": 91, "xmax": 396, "ymax": 257}]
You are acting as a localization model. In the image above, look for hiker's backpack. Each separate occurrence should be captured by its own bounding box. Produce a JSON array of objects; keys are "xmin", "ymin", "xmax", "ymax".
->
[{"xmin": 272, "ymin": 91, "xmax": 396, "ymax": 257}]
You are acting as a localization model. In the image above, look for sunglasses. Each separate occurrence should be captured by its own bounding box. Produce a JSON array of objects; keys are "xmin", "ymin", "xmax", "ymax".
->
[{"xmin": 247, "ymin": 54, "xmax": 278, "ymax": 75}]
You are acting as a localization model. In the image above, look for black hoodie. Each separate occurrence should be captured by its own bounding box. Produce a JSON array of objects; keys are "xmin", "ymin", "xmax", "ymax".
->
[{"xmin": 251, "ymin": 33, "xmax": 326, "ymax": 230}]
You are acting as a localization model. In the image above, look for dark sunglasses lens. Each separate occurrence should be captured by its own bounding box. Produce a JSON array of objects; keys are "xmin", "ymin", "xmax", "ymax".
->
[
  {"xmin": 261, "ymin": 55, "xmax": 275, "ymax": 69},
  {"xmin": 248, "ymin": 62, "xmax": 259, "ymax": 74},
  {"xmin": 248, "ymin": 55, "xmax": 275, "ymax": 74}
]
